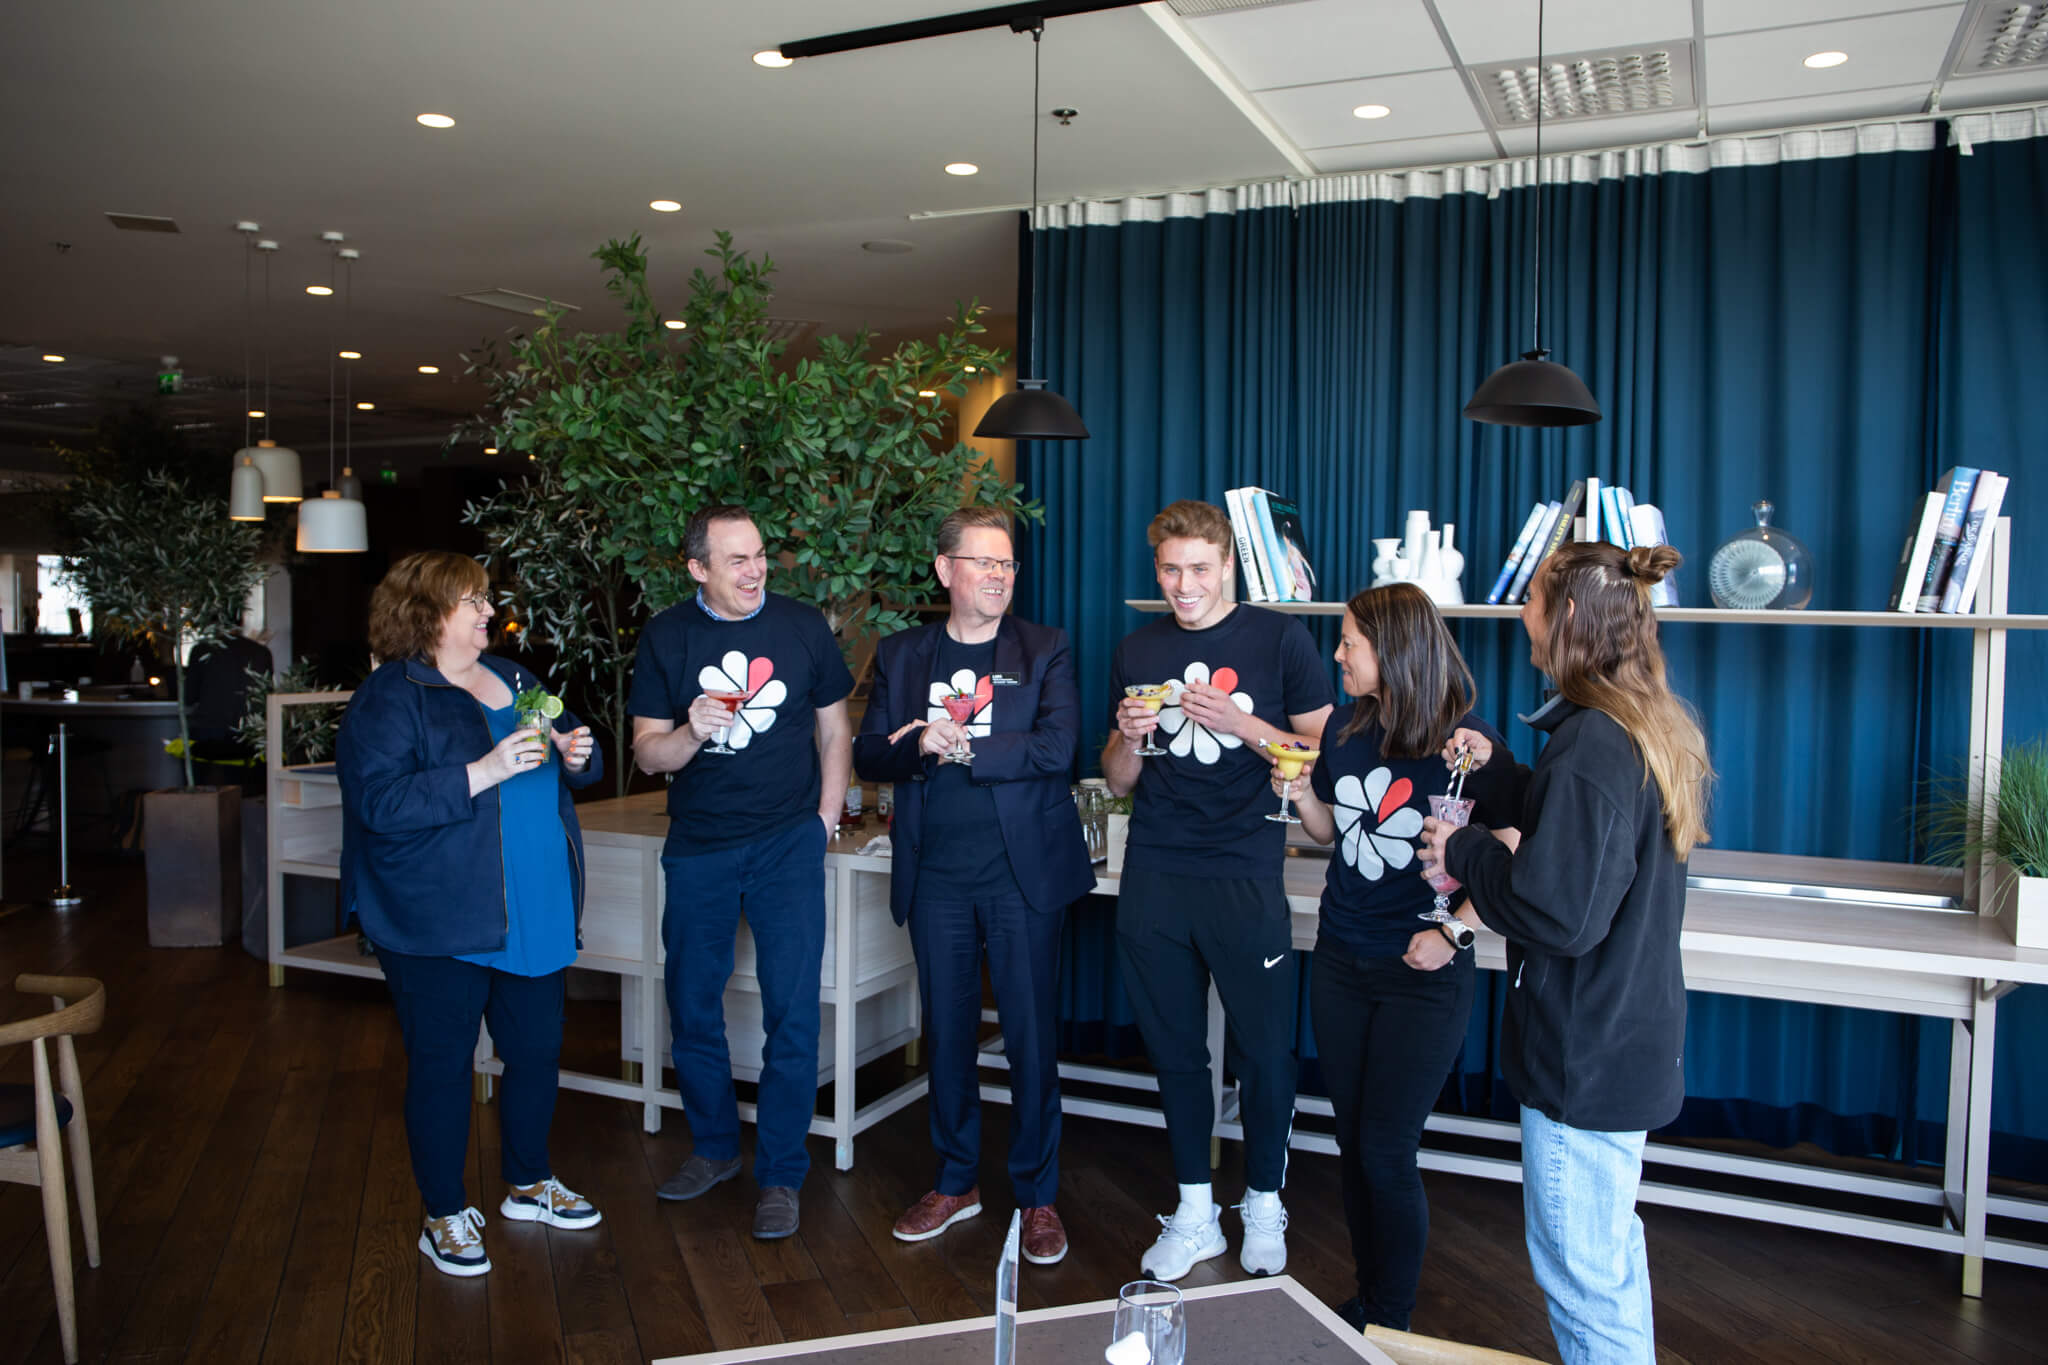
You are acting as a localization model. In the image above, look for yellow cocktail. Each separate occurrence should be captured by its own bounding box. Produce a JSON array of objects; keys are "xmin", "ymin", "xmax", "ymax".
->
[
  {"xmin": 1125, "ymin": 683, "xmax": 1173, "ymax": 757},
  {"xmin": 1259, "ymin": 739, "xmax": 1320, "ymax": 824}
]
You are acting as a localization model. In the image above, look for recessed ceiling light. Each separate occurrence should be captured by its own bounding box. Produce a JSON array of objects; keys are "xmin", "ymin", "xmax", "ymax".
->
[
  {"xmin": 945, "ymin": 162, "xmax": 979, "ymax": 176},
  {"xmin": 650, "ymin": 199, "xmax": 682, "ymax": 213},
  {"xmin": 338, "ymin": 349, "xmax": 361, "ymax": 360},
  {"xmin": 248, "ymin": 409, "xmax": 265, "ymax": 418},
  {"xmin": 417, "ymin": 365, "xmax": 439, "ymax": 375},
  {"xmin": 1353, "ymin": 103, "xmax": 1392, "ymax": 120},
  {"xmin": 484, "ymin": 446, "xmax": 498, "ymax": 455},
  {"xmin": 41, "ymin": 354, "xmax": 63, "ymax": 363},
  {"xmin": 664, "ymin": 319, "xmax": 687, "ymax": 330},
  {"xmin": 357, "ymin": 401, "xmax": 375, "ymax": 410},
  {"xmin": 417, "ymin": 113, "xmax": 455, "ymax": 128},
  {"xmin": 1804, "ymin": 50, "xmax": 1848, "ymax": 69},
  {"xmin": 918, "ymin": 389, "xmax": 938, "ymax": 397},
  {"xmin": 306, "ymin": 285, "xmax": 333, "ymax": 296},
  {"xmin": 753, "ymin": 50, "xmax": 793, "ymax": 68}
]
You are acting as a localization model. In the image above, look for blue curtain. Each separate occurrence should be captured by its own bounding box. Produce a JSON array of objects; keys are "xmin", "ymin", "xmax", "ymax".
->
[{"xmin": 1027, "ymin": 130, "xmax": 2048, "ymax": 1179}]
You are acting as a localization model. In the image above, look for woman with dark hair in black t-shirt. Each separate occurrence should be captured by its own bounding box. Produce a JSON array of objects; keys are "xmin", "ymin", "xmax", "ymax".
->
[{"xmin": 1273, "ymin": 582, "xmax": 1510, "ymax": 1333}]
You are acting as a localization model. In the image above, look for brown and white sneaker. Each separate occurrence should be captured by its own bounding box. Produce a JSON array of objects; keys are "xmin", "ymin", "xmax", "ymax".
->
[
  {"xmin": 892, "ymin": 1187, "xmax": 982, "ymax": 1242},
  {"xmin": 420, "ymin": 1207, "xmax": 491, "ymax": 1277},
  {"xmin": 501, "ymin": 1176, "xmax": 602, "ymax": 1229},
  {"xmin": 1020, "ymin": 1204, "xmax": 1068, "ymax": 1265}
]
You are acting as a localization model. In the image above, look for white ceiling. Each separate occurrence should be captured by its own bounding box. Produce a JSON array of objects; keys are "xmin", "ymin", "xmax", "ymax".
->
[{"xmin": 4, "ymin": 0, "xmax": 2044, "ymax": 464}]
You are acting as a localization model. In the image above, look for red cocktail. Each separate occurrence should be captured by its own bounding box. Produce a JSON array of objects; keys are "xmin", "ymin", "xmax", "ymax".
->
[
  {"xmin": 940, "ymin": 691, "xmax": 976, "ymax": 765},
  {"xmin": 702, "ymin": 688, "xmax": 752, "ymax": 755}
]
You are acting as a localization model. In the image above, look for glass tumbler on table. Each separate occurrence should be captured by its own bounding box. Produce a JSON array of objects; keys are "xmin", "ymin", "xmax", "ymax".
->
[{"xmin": 1107, "ymin": 1280, "xmax": 1185, "ymax": 1365}]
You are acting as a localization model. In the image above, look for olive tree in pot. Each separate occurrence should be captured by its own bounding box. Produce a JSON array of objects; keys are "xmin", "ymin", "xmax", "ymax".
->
[{"xmin": 61, "ymin": 470, "xmax": 267, "ymax": 946}]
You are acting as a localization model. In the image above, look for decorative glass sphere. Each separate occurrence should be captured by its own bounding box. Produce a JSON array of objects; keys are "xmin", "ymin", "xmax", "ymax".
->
[{"xmin": 1709, "ymin": 499, "xmax": 1813, "ymax": 610}]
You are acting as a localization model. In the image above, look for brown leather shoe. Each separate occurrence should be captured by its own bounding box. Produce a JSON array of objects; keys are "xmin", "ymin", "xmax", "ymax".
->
[
  {"xmin": 1020, "ymin": 1204, "xmax": 1068, "ymax": 1265},
  {"xmin": 892, "ymin": 1187, "xmax": 982, "ymax": 1242}
]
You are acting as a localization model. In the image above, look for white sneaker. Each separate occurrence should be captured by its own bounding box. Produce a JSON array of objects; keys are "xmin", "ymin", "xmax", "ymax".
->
[
  {"xmin": 1236, "ymin": 1191, "xmax": 1288, "ymax": 1276},
  {"xmin": 419, "ymin": 1207, "xmax": 490, "ymax": 1277},
  {"xmin": 1140, "ymin": 1206, "xmax": 1226, "ymax": 1281},
  {"xmin": 501, "ymin": 1176, "xmax": 603, "ymax": 1230}
]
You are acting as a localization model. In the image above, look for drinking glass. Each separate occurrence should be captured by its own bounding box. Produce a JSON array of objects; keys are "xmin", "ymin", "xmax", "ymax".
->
[
  {"xmin": 1108, "ymin": 1280, "xmax": 1185, "ymax": 1365},
  {"xmin": 1260, "ymin": 739, "xmax": 1320, "ymax": 825},
  {"xmin": 940, "ymin": 691, "xmax": 977, "ymax": 765},
  {"xmin": 701, "ymin": 689, "xmax": 752, "ymax": 756},
  {"xmin": 1125, "ymin": 684, "xmax": 1172, "ymax": 757},
  {"xmin": 1422, "ymin": 794, "xmax": 1474, "ymax": 894},
  {"xmin": 517, "ymin": 707, "xmax": 553, "ymax": 764}
]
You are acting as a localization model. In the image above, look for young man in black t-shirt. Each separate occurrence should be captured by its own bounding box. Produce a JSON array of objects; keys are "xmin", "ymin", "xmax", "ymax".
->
[
  {"xmin": 629, "ymin": 506, "xmax": 854, "ymax": 1242},
  {"xmin": 1103, "ymin": 499, "xmax": 1333, "ymax": 1281}
]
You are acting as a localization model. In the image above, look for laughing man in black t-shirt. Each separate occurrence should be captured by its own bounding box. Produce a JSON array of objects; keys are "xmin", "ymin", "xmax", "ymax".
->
[
  {"xmin": 1102, "ymin": 499, "xmax": 1333, "ymax": 1282},
  {"xmin": 629, "ymin": 505, "xmax": 854, "ymax": 1242}
]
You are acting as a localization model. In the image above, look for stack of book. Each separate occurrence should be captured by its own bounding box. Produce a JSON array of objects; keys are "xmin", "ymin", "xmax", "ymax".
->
[
  {"xmin": 1888, "ymin": 466, "xmax": 2011, "ymax": 614},
  {"xmin": 1224, "ymin": 487, "xmax": 1319, "ymax": 603},
  {"xmin": 1485, "ymin": 478, "xmax": 1677, "ymax": 606}
]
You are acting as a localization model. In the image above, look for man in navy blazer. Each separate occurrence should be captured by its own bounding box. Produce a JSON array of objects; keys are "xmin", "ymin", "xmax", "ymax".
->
[{"xmin": 853, "ymin": 506, "xmax": 1094, "ymax": 1266}]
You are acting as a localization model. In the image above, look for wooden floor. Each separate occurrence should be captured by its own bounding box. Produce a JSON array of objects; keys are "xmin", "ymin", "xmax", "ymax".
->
[{"xmin": 1, "ymin": 856, "xmax": 2045, "ymax": 1365}]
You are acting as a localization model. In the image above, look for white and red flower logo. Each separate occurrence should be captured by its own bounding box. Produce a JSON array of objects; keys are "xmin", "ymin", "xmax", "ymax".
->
[
  {"xmin": 1332, "ymin": 768, "xmax": 1423, "ymax": 880},
  {"xmin": 926, "ymin": 669, "xmax": 994, "ymax": 737},
  {"xmin": 1155, "ymin": 662, "xmax": 1254, "ymax": 764},
  {"xmin": 697, "ymin": 650, "xmax": 785, "ymax": 750}
]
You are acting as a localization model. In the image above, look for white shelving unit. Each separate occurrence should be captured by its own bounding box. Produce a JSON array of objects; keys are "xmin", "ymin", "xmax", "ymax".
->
[{"xmin": 1107, "ymin": 517, "xmax": 2048, "ymax": 1295}]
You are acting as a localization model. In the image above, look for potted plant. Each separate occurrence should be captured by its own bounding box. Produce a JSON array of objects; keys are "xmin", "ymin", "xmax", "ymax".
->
[
  {"xmin": 1921, "ymin": 738, "xmax": 2048, "ymax": 947},
  {"xmin": 61, "ymin": 470, "xmax": 267, "ymax": 946}
]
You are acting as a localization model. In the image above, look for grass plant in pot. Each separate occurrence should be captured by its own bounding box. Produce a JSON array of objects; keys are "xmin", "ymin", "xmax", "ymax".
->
[
  {"xmin": 1920, "ymin": 738, "xmax": 2048, "ymax": 948},
  {"xmin": 61, "ymin": 470, "xmax": 267, "ymax": 946}
]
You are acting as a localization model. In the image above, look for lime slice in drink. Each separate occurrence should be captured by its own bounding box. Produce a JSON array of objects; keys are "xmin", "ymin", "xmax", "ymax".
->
[{"xmin": 540, "ymin": 695, "xmax": 565, "ymax": 718}]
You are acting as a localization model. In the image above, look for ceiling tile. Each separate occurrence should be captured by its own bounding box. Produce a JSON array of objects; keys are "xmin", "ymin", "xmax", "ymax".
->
[
  {"xmin": 1704, "ymin": 0, "xmax": 1951, "ymax": 35},
  {"xmin": 1703, "ymin": 8, "xmax": 1963, "ymax": 105},
  {"xmin": 1306, "ymin": 130, "xmax": 1504, "ymax": 174},
  {"xmin": 1258, "ymin": 67, "xmax": 1487, "ymax": 149},
  {"xmin": 1438, "ymin": 0, "xmax": 1695, "ymax": 66},
  {"xmin": 1494, "ymin": 108, "xmax": 1703, "ymax": 154},
  {"xmin": 1185, "ymin": 0, "xmax": 1453, "ymax": 88},
  {"xmin": 1708, "ymin": 82, "xmax": 1929, "ymax": 132}
]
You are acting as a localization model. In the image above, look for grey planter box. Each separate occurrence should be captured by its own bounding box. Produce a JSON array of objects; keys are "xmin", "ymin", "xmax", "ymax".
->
[{"xmin": 145, "ymin": 785, "xmax": 243, "ymax": 947}]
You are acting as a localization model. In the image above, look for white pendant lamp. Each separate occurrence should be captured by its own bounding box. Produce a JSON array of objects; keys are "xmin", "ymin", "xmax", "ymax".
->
[
  {"xmin": 300, "ymin": 241, "xmax": 367, "ymax": 552},
  {"xmin": 229, "ymin": 454, "xmax": 266, "ymax": 520},
  {"xmin": 241, "ymin": 238, "xmax": 305, "ymax": 500},
  {"xmin": 228, "ymin": 227, "xmax": 270, "ymax": 520},
  {"xmin": 337, "ymin": 466, "xmax": 362, "ymax": 500}
]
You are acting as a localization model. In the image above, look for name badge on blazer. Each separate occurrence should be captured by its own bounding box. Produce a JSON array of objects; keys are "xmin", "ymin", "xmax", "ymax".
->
[{"xmin": 990, "ymin": 671, "xmax": 1023, "ymax": 687}]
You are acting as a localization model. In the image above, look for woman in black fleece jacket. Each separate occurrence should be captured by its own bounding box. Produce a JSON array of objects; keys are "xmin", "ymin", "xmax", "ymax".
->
[{"xmin": 1419, "ymin": 541, "xmax": 1711, "ymax": 1365}]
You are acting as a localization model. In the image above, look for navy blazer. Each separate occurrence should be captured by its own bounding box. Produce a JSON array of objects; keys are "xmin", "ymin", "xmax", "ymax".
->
[
  {"xmin": 337, "ymin": 654, "xmax": 605, "ymax": 958},
  {"xmin": 853, "ymin": 615, "xmax": 1096, "ymax": 926}
]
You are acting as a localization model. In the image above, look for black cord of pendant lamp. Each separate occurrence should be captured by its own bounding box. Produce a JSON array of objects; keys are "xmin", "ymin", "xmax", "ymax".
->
[
  {"xmin": 973, "ymin": 20, "xmax": 1089, "ymax": 443},
  {"xmin": 1461, "ymin": 0, "xmax": 1602, "ymax": 429}
]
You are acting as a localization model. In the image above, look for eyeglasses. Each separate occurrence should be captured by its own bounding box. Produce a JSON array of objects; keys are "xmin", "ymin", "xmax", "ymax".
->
[
  {"xmin": 459, "ymin": 593, "xmax": 493, "ymax": 612},
  {"xmin": 944, "ymin": 555, "xmax": 1020, "ymax": 575}
]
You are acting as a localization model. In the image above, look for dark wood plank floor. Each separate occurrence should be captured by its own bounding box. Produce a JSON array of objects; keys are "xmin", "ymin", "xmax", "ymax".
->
[{"xmin": 2, "ymin": 856, "xmax": 2044, "ymax": 1364}]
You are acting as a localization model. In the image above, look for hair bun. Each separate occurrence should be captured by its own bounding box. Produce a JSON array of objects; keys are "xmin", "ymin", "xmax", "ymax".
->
[{"xmin": 1625, "ymin": 545, "xmax": 1681, "ymax": 585}]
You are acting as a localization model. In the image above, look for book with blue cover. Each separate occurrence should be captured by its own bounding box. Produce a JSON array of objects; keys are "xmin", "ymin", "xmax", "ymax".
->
[{"xmin": 1916, "ymin": 466, "xmax": 1981, "ymax": 612}]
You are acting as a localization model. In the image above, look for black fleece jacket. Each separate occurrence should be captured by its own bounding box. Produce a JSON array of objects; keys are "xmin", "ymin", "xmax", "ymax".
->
[{"xmin": 1445, "ymin": 695, "xmax": 1687, "ymax": 1133}]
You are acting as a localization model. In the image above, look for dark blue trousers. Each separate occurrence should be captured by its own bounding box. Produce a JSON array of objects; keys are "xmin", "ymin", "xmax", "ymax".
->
[
  {"xmin": 910, "ymin": 891, "xmax": 1064, "ymax": 1207},
  {"xmin": 660, "ymin": 816, "xmax": 827, "ymax": 1189},
  {"xmin": 377, "ymin": 948, "xmax": 565, "ymax": 1218}
]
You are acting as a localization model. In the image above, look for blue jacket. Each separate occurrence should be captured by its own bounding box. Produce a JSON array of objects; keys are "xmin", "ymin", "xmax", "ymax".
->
[
  {"xmin": 853, "ymin": 616, "xmax": 1096, "ymax": 926},
  {"xmin": 337, "ymin": 654, "xmax": 604, "ymax": 958}
]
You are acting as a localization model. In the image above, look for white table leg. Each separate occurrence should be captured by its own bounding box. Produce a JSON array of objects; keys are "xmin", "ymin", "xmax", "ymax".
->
[{"xmin": 1962, "ymin": 984, "xmax": 2000, "ymax": 1298}]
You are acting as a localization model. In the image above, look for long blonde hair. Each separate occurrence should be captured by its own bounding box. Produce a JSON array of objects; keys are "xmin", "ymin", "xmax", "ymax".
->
[{"xmin": 1531, "ymin": 543, "xmax": 1713, "ymax": 859}]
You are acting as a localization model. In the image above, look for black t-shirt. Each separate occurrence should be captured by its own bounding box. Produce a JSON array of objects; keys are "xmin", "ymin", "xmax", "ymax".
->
[
  {"xmin": 1310, "ymin": 708, "xmax": 1511, "ymax": 958},
  {"xmin": 917, "ymin": 635, "xmax": 1021, "ymax": 900},
  {"xmin": 1109, "ymin": 605, "xmax": 1334, "ymax": 878},
  {"xmin": 627, "ymin": 592, "xmax": 854, "ymax": 852}
]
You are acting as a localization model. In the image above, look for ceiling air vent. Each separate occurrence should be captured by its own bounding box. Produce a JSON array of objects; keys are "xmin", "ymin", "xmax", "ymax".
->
[
  {"xmin": 1164, "ymin": 0, "xmax": 1314, "ymax": 16},
  {"xmin": 1954, "ymin": 2, "xmax": 2048, "ymax": 72},
  {"xmin": 105, "ymin": 212, "xmax": 180, "ymax": 233},
  {"xmin": 454, "ymin": 288, "xmax": 580, "ymax": 317},
  {"xmin": 1479, "ymin": 40, "xmax": 1696, "ymax": 128}
]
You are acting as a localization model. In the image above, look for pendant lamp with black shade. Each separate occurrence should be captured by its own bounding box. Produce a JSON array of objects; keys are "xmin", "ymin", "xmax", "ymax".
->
[
  {"xmin": 973, "ymin": 20, "xmax": 1088, "ymax": 443},
  {"xmin": 1461, "ymin": 0, "xmax": 1602, "ymax": 429}
]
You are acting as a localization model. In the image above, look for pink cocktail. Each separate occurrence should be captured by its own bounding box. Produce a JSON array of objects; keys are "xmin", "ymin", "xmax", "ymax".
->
[
  {"xmin": 1423, "ymin": 794, "xmax": 1474, "ymax": 894},
  {"xmin": 940, "ymin": 692, "xmax": 976, "ymax": 765},
  {"xmin": 702, "ymin": 688, "xmax": 752, "ymax": 755}
]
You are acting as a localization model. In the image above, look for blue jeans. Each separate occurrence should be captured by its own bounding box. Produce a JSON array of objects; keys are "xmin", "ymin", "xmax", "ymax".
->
[
  {"xmin": 1520, "ymin": 1105, "xmax": 1657, "ymax": 1365},
  {"xmin": 661, "ymin": 816, "xmax": 827, "ymax": 1189}
]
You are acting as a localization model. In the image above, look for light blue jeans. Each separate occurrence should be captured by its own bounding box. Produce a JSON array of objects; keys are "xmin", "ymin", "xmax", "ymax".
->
[{"xmin": 1520, "ymin": 1105, "xmax": 1656, "ymax": 1365}]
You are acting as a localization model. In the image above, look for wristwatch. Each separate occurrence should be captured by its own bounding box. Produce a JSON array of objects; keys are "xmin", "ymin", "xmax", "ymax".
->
[{"xmin": 1437, "ymin": 919, "xmax": 1475, "ymax": 950}]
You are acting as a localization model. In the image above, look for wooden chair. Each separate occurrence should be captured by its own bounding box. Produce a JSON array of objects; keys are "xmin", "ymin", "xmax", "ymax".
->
[
  {"xmin": 1365, "ymin": 1325, "xmax": 1545, "ymax": 1365},
  {"xmin": 0, "ymin": 974, "xmax": 104, "ymax": 1365}
]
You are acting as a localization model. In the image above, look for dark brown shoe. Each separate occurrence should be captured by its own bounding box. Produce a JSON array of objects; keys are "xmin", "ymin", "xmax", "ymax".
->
[
  {"xmin": 1020, "ymin": 1204, "xmax": 1068, "ymax": 1265},
  {"xmin": 892, "ymin": 1187, "xmax": 982, "ymax": 1242}
]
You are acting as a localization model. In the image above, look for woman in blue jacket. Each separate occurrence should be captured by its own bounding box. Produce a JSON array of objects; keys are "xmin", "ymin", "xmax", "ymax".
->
[
  {"xmin": 1271, "ymin": 583, "xmax": 1510, "ymax": 1333},
  {"xmin": 337, "ymin": 551, "xmax": 606, "ymax": 1278}
]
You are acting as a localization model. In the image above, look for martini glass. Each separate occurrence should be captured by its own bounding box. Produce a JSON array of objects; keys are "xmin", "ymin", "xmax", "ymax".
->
[
  {"xmin": 940, "ymin": 690, "xmax": 977, "ymax": 765},
  {"xmin": 1125, "ymin": 684, "xmax": 1172, "ymax": 757},
  {"xmin": 701, "ymin": 688, "xmax": 753, "ymax": 756},
  {"xmin": 1259, "ymin": 739, "xmax": 1320, "ymax": 824}
]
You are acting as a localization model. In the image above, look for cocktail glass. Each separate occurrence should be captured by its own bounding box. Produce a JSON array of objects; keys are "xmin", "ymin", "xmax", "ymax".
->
[
  {"xmin": 1422, "ymin": 794, "xmax": 1474, "ymax": 894},
  {"xmin": 701, "ymin": 688, "xmax": 752, "ymax": 756},
  {"xmin": 1126, "ymin": 684, "xmax": 1172, "ymax": 757},
  {"xmin": 940, "ymin": 690, "xmax": 977, "ymax": 765},
  {"xmin": 1259, "ymin": 739, "xmax": 1320, "ymax": 824}
]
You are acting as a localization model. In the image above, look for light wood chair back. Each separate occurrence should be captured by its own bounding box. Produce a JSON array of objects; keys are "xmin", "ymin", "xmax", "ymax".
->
[
  {"xmin": 0, "ymin": 973, "xmax": 106, "ymax": 1365},
  {"xmin": 1364, "ymin": 1325, "xmax": 1545, "ymax": 1365}
]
